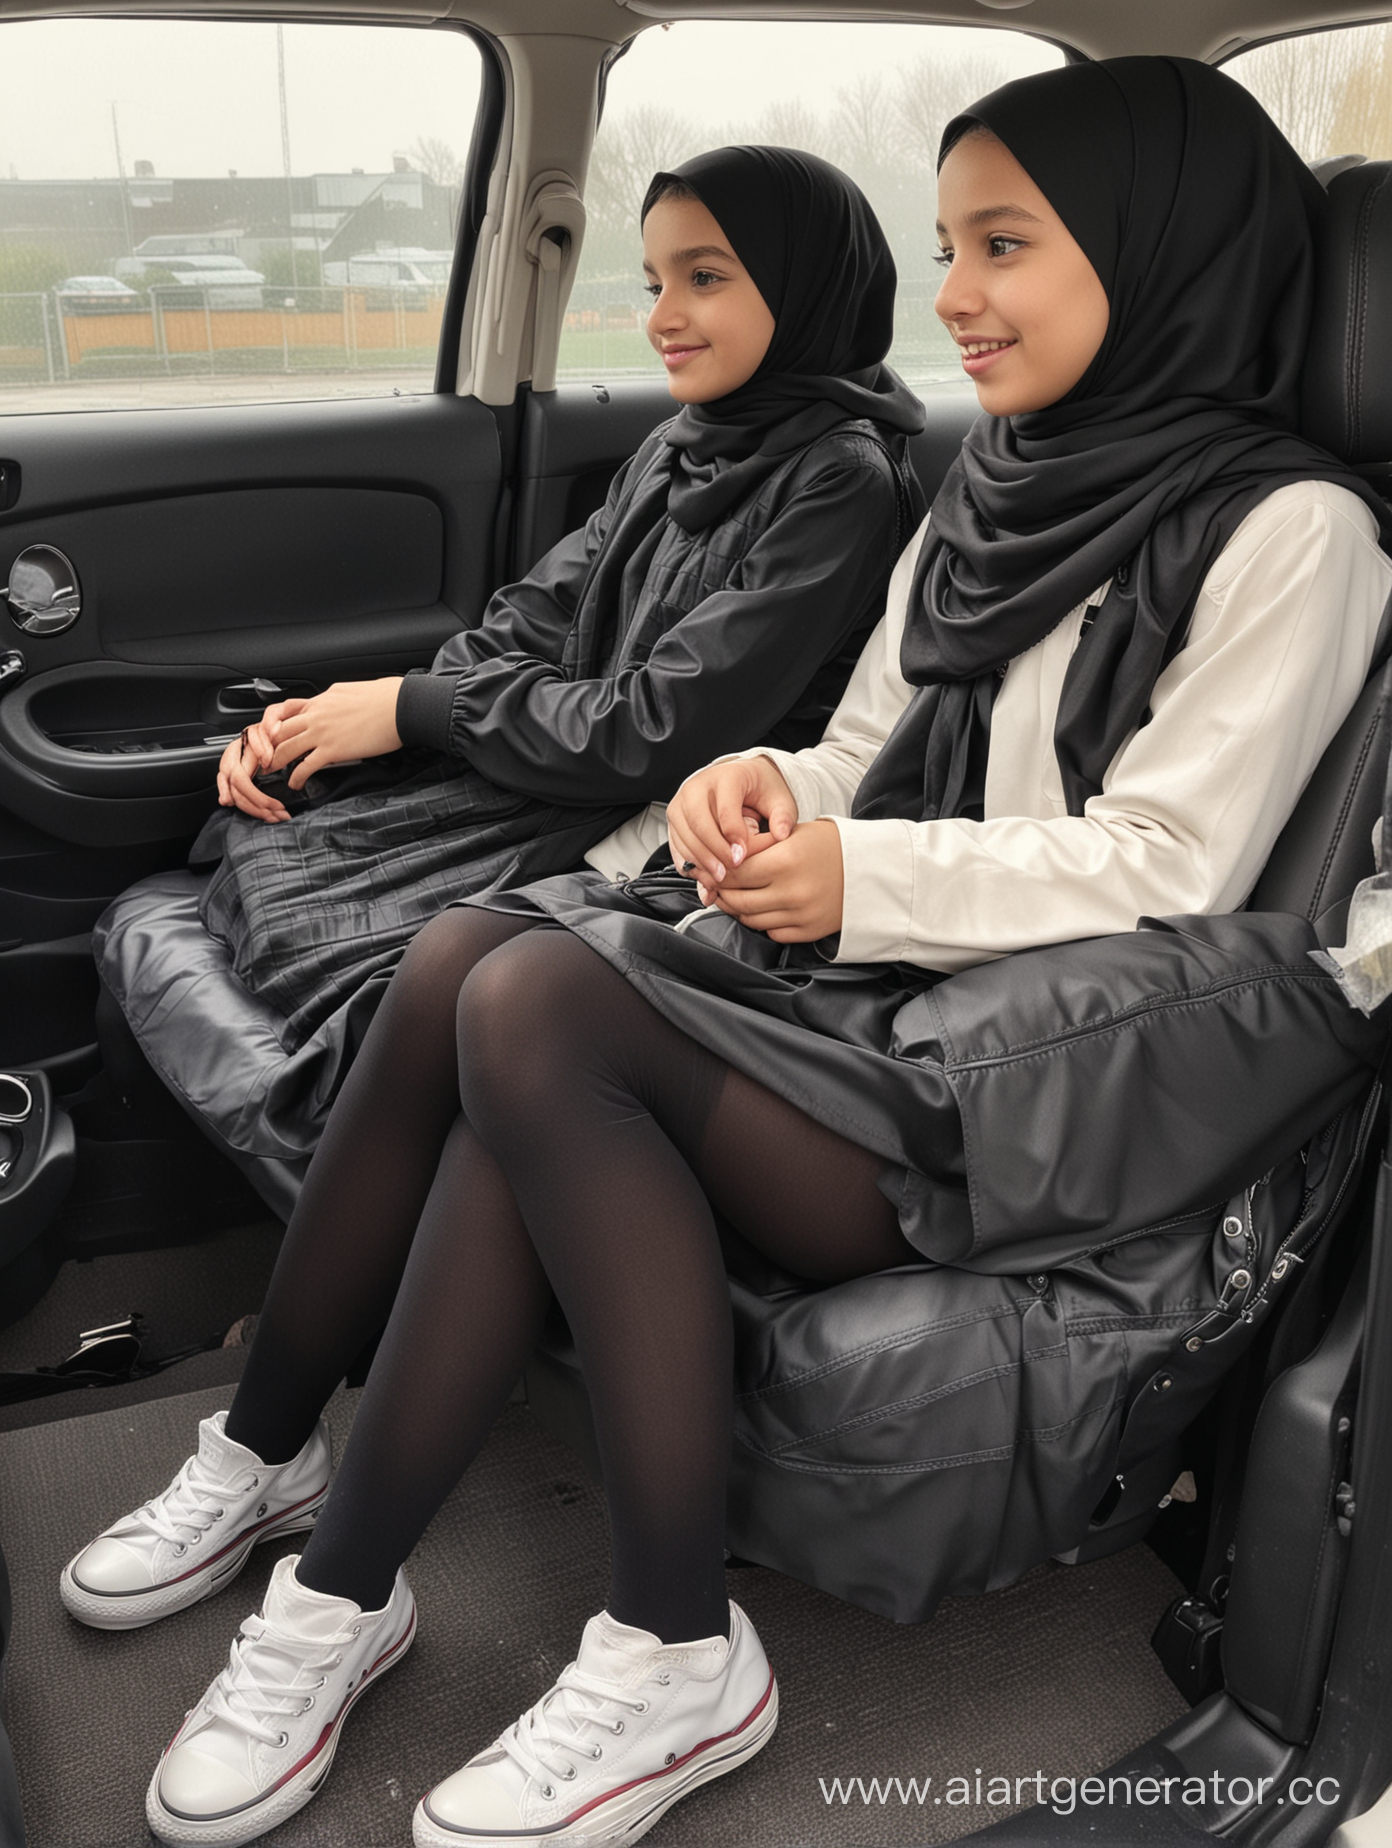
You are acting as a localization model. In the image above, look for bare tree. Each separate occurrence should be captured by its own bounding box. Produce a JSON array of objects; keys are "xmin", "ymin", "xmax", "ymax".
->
[
  {"xmin": 1227, "ymin": 30, "xmax": 1372, "ymax": 160},
  {"xmin": 746, "ymin": 98, "xmax": 824, "ymax": 152},
  {"xmin": 828, "ymin": 73, "xmax": 891, "ymax": 177},
  {"xmin": 586, "ymin": 103, "xmax": 707, "ymax": 242},
  {"xmin": 1326, "ymin": 24, "xmax": 1392, "ymax": 158},
  {"xmin": 894, "ymin": 50, "xmax": 1015, "ymax": 179},
  {"xmin": 406, "ymin": 134, "xmax": 465, "ymax": 189}
]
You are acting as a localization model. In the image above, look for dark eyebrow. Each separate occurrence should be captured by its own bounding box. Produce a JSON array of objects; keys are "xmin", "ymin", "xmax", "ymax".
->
[
  {"xmin": 642, "ymin": 244, "xmax": 736, "ymax": 274},
  {"xmin": 934, "ymin": 205, "xmax": 1044, "ymax": 236}
]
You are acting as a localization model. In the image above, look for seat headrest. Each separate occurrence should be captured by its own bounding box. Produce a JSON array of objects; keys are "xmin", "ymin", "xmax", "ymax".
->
[{"xmin": 1301, "ymin": 160, "xmax": 1392, "ymax": 468}]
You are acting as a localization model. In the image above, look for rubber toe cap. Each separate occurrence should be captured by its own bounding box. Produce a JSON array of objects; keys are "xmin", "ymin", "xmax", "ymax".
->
[
  {"xmin": 68, "ymin": 1536, "xmax": 153, "ymax": 1595},
  {"xmin": 157, "ymin": 1742, "xmax": 260, "ymax": 1818},
  {"xmin": 424, "ymin": 1764, "xmax": 525, "ymax": 1832}
]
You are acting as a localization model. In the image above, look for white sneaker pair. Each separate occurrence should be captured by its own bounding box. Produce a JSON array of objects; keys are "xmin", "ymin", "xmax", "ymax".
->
[
  {"xmin": 145, "ymin": 1563, "xmax": 772, "ymax": 1848},
  {"xmin": 64, "ymin": 1416, "xmax": 778, "ymax": 1847}
]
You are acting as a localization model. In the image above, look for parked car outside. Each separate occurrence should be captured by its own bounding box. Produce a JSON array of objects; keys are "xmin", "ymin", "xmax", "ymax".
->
[
  {"xmin": 54, "ymin": 276, "xmax": 140, "ymax": 313},
  {"xmin": 116, "ymin": 254, "xmax": 266, "ymax": 309}
]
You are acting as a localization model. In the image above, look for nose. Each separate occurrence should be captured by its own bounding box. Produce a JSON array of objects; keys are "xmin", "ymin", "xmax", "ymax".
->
[
  {"xmin": 934, "ymin": 258, "xmax": 984, "ymax": 329},
  {"xmin": 647, "ymin": 285, "xmax": 685, "ymax": 340}
]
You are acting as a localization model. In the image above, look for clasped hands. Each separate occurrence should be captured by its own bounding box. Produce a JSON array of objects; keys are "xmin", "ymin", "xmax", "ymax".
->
[
  {"xmin": 667, "ymin": 756, "xmax": 844, "ymax": 943},
  {"xmin": 216, "ymin": 676, "xmax": 405, "ymax": 822}
]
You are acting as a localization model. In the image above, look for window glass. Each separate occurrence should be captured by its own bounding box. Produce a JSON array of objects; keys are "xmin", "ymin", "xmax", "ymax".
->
[
  {"xmin": 564, "ymin": 21, "xmax": 1062, "ymax": 394},
  {"xmin": 1225, "ymin": 22, "xmax": 1392, "ymax": 161},
  {"xmin": 0, "ymin": 21, "xmax": 480, "ymax": 413}
]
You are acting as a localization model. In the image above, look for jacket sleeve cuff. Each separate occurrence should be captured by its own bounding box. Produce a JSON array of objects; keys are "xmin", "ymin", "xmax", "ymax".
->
[
  {"xmin": 728, "ymin": 746, "xmax": 835, "ymax": 823},
  {"xmin": 395, "ymin": 671, "xmax": 460, "ymax": 752},
  {"xmin": 826, "ymin": 817, "xmax": 917, "ymax": 963}
]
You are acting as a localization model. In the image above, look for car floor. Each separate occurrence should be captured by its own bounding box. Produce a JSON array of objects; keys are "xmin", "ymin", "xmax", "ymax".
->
[{"xmin": 1, "ymin": 1354, "xmax": 1192, "ymax": 1848}]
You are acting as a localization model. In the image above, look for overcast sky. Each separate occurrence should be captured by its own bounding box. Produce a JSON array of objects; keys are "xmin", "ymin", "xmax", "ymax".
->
[{"xmin": 0, "ymin": 18, "xmax": 1057, "ymax": 184}]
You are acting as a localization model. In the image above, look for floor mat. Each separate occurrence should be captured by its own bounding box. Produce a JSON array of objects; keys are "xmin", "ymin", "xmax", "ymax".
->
[
  {"xmin": 0, "ymin": 1220, "xmax": 283, "ymax": 1374},
  {"xmin": 2, "ymin": 1386, "xmax": 1190, "ymax": 1848}
]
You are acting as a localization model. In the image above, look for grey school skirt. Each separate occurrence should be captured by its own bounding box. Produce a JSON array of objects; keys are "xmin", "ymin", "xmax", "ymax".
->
[{"xmin": 468, "ymin": 864, "xmax": 1383, "ymax": 1276}]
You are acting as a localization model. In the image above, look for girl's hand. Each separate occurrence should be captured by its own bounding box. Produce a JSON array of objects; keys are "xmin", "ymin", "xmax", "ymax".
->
[
  {"xmin": 267, "ymin": 678, "xmax": 405, "ymax": 788},
  {"xmin": 700, "ymin": 819, "xmax": 845, "ymax": 942},
  {"xmin": 668, "ymin": 756, "xmax": 798, "ymax": 885},
  {"xmin": 216, "ymin": 710, "xmax": 290, "ymax": 822}
]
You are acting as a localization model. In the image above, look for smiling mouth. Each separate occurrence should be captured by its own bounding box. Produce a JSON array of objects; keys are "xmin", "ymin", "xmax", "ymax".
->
[
  {"xmin": 958, "ymin": 338, "xmax": 1017, "ymax": 378},
  {"xmin": 661, "ymin": 345, "xmax": 707, "ymax": 365}
]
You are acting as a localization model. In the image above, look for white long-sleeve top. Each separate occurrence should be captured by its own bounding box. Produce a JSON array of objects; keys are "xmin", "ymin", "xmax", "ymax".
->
[{"xmin": 725, "ymin": 480, "xmax": 1391, "ymax": 971}]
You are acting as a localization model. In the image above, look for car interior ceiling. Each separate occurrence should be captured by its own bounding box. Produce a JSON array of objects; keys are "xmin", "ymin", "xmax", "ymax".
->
[{"xmin": 1, "ymin": 3, "xmax": 1392, "ymax": 1847}]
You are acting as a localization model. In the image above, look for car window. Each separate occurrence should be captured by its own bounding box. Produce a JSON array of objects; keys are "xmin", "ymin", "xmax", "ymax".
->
[
  {"xmin": 0, "ymin": 19, "xmax": 481, "ymax": 414},
  {"xmin": 1224, "ymin": 21, "xmax": 1392, "ymax": 160},
  {"xmin": 563, "ymin": 21, "xmax": 1062, "ymax": 396}
]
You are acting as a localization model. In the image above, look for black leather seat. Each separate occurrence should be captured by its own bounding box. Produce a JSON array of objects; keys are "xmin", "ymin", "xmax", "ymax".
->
[{"xmin": 526, "ymin": 159, "xmax": 1392, "ymax": 1623}]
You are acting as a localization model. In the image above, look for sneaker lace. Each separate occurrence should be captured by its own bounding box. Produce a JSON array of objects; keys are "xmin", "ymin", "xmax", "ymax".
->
[
  {"xmin": 203, "ymin": 1613, "xmax": 345, "ymax": 1750},
  {"xmin": 129, "ymin": 1451, "xmax": 257, "ymax": 1548},
  {"xmin": 500, "ymin": 1664, "xmax": 654, "ymax": 1790}
]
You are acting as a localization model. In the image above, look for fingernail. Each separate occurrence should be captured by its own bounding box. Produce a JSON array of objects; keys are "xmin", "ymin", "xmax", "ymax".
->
[
  {"xmin": 731, "ymin": 842, "xmax": 744, "ymax": 866},
  {"xmin": 714, "ymin": 862, "xmax": 726, "ymax": 881}
]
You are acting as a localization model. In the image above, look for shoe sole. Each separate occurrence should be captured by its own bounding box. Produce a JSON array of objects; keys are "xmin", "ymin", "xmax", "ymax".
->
[
  {"xmin": 412, "ymin": 1670, "xmax": 779, "ymax": 1848},
  {"xmin": 145, "ymin": 1593, "xmax": 416, "ymax": 1848},
  {"xmin": 59, "ymin": 1485, "xmax": 330, "ymax": 1631}
]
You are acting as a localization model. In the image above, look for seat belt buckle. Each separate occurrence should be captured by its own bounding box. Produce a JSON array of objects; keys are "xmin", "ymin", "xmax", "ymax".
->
[{"xmin": 1151, "ymin": 1594, "xmax": 1225, "ymax": 1704}]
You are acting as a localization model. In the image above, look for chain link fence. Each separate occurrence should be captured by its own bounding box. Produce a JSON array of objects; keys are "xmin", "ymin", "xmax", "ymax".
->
[{"xmin": 0, "ymin": 285, "xmax": 447, "ymax": 391}]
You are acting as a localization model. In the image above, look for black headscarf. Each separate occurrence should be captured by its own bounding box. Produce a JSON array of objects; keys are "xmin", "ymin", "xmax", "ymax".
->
[
  {"xmin": 853, "ymin": 57, "xmax": 1392, "ymax": 828},
  {"xmin": 639, "ymin": 145, "xmax": 924, "ymax": 532}
]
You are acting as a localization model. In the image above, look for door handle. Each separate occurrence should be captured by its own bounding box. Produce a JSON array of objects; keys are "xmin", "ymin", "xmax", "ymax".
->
[
  {"xmin": 216, "ymin": 677, "xmax": 285, "ymax": 715},
  {"xmin": 0, "ymin": 650, "xmax": 26, "ymax": 692}
]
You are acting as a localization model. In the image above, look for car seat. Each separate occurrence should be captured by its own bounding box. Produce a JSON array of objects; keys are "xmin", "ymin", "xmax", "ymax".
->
[{"xmin": 523, "ymin": 158, "xmax": 1392, "ymax": 1622}]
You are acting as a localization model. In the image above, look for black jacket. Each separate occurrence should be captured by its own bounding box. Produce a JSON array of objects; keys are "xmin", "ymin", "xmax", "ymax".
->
[{"xmin": 395, "ymin": 418, "xmax": 917, "ymax": 799}]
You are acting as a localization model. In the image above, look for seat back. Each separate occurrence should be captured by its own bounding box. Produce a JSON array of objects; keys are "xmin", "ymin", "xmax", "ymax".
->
[
  {"xmin": 1246, "ymin": 660, "xmax": 1392, "ymax": 943},
  {"xmin": 1245, "ymin": 159, "xmax": 1392, "ymax": 943}
]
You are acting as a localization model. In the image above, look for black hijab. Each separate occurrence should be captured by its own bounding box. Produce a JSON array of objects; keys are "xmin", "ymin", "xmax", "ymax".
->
[
  {"xmin": 853, "ymin": 57, "xmax": 1392, "ymax": 828},
  {"xmin": 640, "ymin": 145, "xmax": 924, "ymax": 532}
]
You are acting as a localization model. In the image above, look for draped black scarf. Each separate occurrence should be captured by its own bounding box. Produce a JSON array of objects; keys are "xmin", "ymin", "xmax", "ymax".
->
[{"xmin": 853, "ymin": 57, "xmax": 1392, "ymax": 828}]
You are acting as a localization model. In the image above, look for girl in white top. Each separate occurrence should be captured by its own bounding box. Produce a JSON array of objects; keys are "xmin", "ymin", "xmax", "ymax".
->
[{"xmin": 78, "ymin": 57, "xmax": 1392, "ymax": 1848}]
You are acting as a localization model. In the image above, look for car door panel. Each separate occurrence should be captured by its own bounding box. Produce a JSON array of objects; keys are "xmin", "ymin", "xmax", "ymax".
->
[
  {"xmin": 0, "ymin": 391, "xmax": 500, "ymax": 841},
  {"xmin": 49, "ymin": 486, "xmax": 445, "ymax": 648},
  {"xmin": 513, "ymin": 380, "xmax": 677, "ymax": 577},
  {"xmin": 0, "ymin": 393, "xmax": 498, "ymax": 667},
  {"xmin": 0, "ymin": 390, "xmax": 503, "ymax": 1067}
]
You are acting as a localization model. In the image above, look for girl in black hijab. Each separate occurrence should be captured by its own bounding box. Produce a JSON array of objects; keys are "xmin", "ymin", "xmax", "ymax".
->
[{"xmin": 98, "ymin": 144, "xmax": 922, "ymax": 1169}]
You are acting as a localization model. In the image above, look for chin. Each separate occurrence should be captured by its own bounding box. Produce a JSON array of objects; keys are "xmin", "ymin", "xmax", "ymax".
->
[{"xmin": 975, "ymin": 383, "xmax": 1051, "ymax": 417}]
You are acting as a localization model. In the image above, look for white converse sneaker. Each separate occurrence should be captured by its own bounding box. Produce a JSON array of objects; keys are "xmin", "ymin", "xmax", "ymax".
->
[
  {"xmin": 146, "ymin": 1553, "xmax": 415, "ymax": 1848},
  {"xmin": 60, "ymin": 1411, "xmax": 331, "ymax": 1630},
  {"xmin": 413, "ymin": 1600, "xmax": 777, "ymax": 1847}
]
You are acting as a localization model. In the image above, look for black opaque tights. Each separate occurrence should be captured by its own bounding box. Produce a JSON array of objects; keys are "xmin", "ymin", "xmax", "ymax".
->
[{"xmin": 224, "ymin": 907, "xmax": 915, "ymax": 1642}]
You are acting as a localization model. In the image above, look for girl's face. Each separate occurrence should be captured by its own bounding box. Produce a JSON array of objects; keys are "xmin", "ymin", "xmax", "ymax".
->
[
  {"xmin": 934, "ymin": 131, "xmax": 1110, "ymax": 416},
  {"xmin": 642, "ymin": 194, "xmax": 776, "ymax": 403}
]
